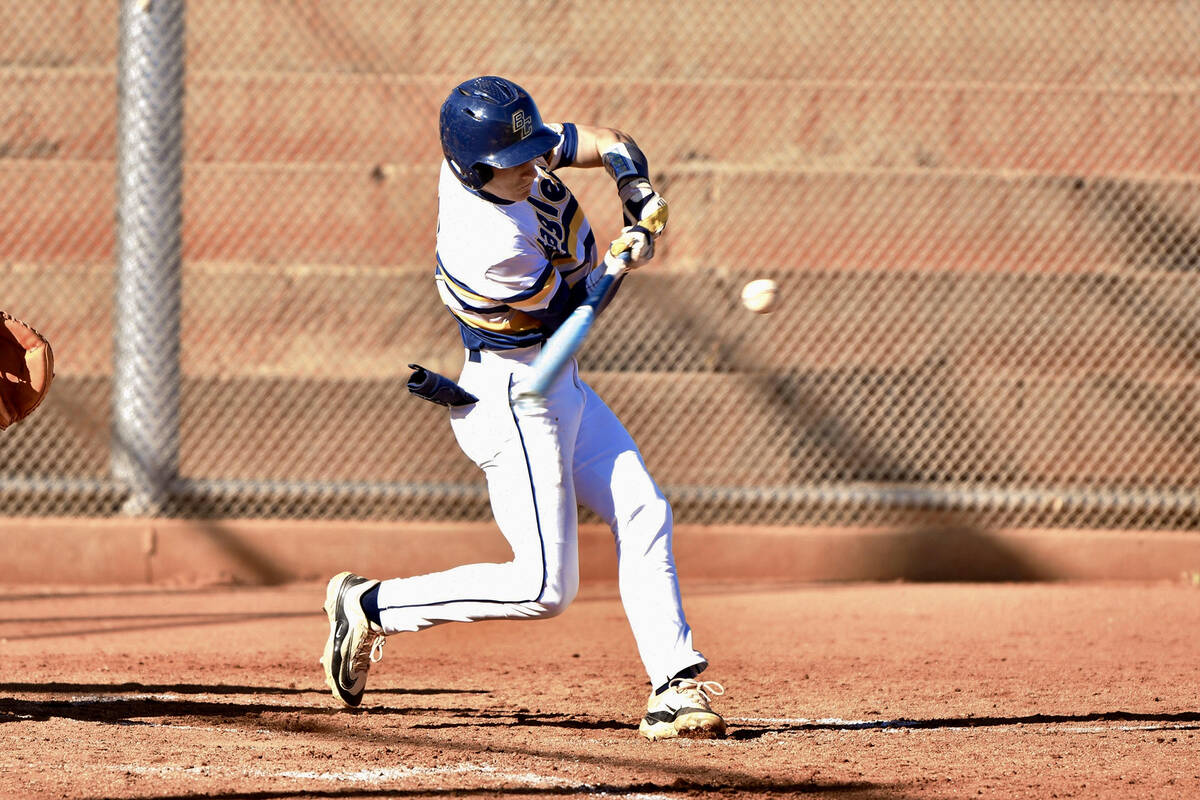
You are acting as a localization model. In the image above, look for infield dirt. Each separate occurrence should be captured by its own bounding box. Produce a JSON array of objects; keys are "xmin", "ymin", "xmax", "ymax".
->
[{"xmin": 2, "ymin": 579, "xmax": 1198, "ymax": 798}]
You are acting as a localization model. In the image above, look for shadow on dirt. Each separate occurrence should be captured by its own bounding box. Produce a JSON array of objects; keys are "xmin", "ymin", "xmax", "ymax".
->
[
  {"xmin": 408, "ymin": 707, "xmax": 631, "ymax": 732},
  {"xmin": 84, "ymin": 782, "xmax": 899, "ymax": 800},
  {"xmin": 0, "ymin": 609, "xmax": 318, "ymax": 641},
  {"xmin": 11, "ymin": 681, "xmax": 1194, "ymax": 800},
  {"xmin": 0, "ymin": 681, "xmax": 484, "ymax": 697},
  {"xmin": 7, "ymin": 681, "xmax": 1196, "ymax": 740},
  {"xmin": 728, "ymin": 710, "xmax": 1200, "ymax": 740},
  {"xmin": 2, "ymin": 691, "xmax": 919, "ymax": 800},
  {"xmin": 0, "ymin": 682, "xmax": 487, "ymax": 733},
  {"xmin": 0, "ymin": 684, "xmax": 916, "ymax": 799},
  {"xmin": 401, "ymin": 706, "xmax": 1200, "ymax": 737},
  {"xmin": 0, "ymin": 586, "xmax": 285, "ymax": 602}
]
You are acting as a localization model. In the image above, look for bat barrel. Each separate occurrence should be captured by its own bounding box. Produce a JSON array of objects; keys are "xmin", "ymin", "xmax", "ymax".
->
[
  {"xmin": 521, "ymin": 305, "xmax": 596, "ymax": 399},
  {"xmin": 512, "ymin": 251, "xmax": 631, "ymax": 407}
]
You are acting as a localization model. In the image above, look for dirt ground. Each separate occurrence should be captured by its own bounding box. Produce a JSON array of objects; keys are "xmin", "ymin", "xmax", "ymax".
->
[{"xmin": 2, "ymin": 578, "xmax": 1198, "ymax": 799}]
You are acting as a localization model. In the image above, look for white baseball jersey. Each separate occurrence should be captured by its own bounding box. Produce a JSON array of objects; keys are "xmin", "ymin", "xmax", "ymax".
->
[
  {"xmin": 375, "ymin": 123, "xmax": 707, "ymax": 690},
  {"xmin": 434, "ymin": 124, "xmax": 601, "ymax": 351}
]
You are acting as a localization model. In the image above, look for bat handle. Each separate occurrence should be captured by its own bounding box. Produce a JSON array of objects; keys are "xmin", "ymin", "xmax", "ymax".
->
[{"xmin": 586, "ymin": 250, "xmax": 631, "ymax": 308}]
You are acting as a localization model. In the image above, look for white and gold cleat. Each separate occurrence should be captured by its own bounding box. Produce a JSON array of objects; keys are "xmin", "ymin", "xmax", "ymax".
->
[
  {"xmin": 638, "ymin": 678, "xmax": 727, "ymax": 740},
  {"xmin": 319, "ymin": 571, "xmax": 384, "ymax": 707}
]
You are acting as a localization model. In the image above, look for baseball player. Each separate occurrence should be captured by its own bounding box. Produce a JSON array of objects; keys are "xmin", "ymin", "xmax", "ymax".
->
[{"xmin": 321, "ymin": 76, "xmax": 726, "ymax": 740}]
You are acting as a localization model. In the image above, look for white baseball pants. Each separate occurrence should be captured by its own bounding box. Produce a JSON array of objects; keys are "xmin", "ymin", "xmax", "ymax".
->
[{"xmin": 375, "ymin": 345, "xmax": 705, "ymax": 689}]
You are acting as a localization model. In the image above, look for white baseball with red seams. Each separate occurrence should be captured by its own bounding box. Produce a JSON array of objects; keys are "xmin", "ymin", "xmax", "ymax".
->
[{"xmin": 740, "ymin": 278, "xmax": 778, "ymax": 314}]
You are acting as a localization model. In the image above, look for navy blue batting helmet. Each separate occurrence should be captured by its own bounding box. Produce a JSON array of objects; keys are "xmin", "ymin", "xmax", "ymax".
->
[{"xmin": 439, "ymin": 76, "xmax": 559, "ymax": 190}]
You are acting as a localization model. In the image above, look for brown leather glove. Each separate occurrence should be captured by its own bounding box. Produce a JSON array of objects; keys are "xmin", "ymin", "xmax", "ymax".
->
[{"xmin": 0, "ymin": 311, "xmax": 54, "ymax": 430}]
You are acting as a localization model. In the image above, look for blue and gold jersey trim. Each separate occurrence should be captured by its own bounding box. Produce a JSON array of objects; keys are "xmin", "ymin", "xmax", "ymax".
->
[
  {"xmin": 435, "ymin": 162, "xmax": 597, "ymax": 351},
  {"xmin": 436, "ymin": 257, "xmax": 559, "ymax": 350}
]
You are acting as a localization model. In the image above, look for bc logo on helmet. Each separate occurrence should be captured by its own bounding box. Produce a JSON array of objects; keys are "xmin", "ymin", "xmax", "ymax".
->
[{"xmin": 512, "ymin": 110, "xmax": 533, "ymax": 140}]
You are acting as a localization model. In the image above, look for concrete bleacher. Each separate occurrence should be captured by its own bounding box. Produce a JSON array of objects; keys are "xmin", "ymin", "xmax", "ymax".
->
[
  {"xmin": 1, "ymin": 1, "xmax": 1197, "ymax": 522},
  {"xmin": 13, "ymin": 68, "xmax": 1197, "ymax": 173},
  {"xmin": 5, "ymin": 0, "xmax": 1197, "ymax": 270}
]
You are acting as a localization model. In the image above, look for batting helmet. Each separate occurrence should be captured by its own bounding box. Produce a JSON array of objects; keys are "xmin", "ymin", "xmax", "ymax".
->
[{"xmin": 439, "ymin": 76, "xmax": 559, "ymax": 190}]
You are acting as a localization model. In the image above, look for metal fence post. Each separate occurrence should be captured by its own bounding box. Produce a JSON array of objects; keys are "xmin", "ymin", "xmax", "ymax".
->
[{"xmin": 113, "ymin": 0, "xmax": 185, "ymax": 516}]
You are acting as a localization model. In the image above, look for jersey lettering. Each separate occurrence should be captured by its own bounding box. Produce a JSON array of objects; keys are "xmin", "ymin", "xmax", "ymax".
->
[
  {"xmin": 528, "ymin": 196, "xmax": 567, "ymax": 258},
  {"xmin": 539, "ymin": 175, "xmax": 568, "ymax": 203}
]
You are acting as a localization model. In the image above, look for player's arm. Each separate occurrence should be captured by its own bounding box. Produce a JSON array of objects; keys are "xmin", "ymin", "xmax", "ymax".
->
[
  {"xmin": 556, "ymin": 124, "xmax": 631, "ymax": 170},
  {"xmin": 547, "ymin": 123, "xmax": 668, "ymax": 266}
]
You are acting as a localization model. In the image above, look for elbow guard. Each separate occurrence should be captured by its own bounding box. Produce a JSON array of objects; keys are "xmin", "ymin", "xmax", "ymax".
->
[{"xmin": 601, "ymin": 140, "xmax": 650, "ymax": 189}]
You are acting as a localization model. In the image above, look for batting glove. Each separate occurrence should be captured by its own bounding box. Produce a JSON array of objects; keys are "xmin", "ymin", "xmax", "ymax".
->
[
  {"xmin": 618, "ymin": 178, "xmax": 669, "ymax": 234},
  {"xmin": 609, "ymin": 225, "xmax": 655, "ymax": 267}
]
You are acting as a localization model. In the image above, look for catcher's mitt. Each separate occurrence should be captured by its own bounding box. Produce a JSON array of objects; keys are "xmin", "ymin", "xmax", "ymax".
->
[{"xmin": 0, "ymin": 312, "xmax": 54, "ymax": 430}]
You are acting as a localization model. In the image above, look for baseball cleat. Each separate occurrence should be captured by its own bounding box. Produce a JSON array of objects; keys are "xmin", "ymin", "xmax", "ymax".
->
[
  {"xmin": 638, "ymin": 678, "xmax": 727, "ymax": 741},
  {"xmin": 320, "ymin": 571, "xmax": 384, "ymax": 707}
]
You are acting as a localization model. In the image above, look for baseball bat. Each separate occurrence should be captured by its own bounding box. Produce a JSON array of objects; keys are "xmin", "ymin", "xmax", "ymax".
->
[{"xmin": 512, "ymin": 204, "xmax": 667, "ymax": 407}]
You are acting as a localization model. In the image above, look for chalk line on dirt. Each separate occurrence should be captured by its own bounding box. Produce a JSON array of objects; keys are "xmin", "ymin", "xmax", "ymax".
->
[
  {"xmin": 106, "ymin": 763, "xmax": 674, "ymax": 798},
  {"xmin": 731, "ymin": 716, "xmax": 1200, "ymax": 733}
]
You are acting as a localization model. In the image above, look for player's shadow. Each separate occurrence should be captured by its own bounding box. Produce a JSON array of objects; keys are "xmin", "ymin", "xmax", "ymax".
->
[
  {"xmin": 0, "ymin": 681, "xmax": 485, "ymax": 697},
  {"xmin": 0, "ymin": 681, "xmax": 484, "ymax": 733},
  {"xmin": 4, "ymin": 681, "xmax": 924, "ymax": 800},
  {"xmin": 6, "ymin": 690, "xmax": 912, "ymax": 800},
  {"xmin": 394, "ymin": 705, "xmax": 1200, "ymax": 739},
  {"xmin": 726, "ymin": 709, "xmax": 1200, "ymax": 740},
  {"xmin": 407, "ymin": 707, "xmax": 630, "ymax": 732}
]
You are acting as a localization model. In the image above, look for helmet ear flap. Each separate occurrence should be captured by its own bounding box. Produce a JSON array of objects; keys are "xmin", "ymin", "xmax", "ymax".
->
[{"xmin": 448, "ymin": 157, "xmax": 487, "ymax": 190}]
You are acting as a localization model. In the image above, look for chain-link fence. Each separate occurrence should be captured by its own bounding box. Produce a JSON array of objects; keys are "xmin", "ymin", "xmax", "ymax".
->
[{"xmin": 1, "ymin": 1, "xmax": 1198, "ymax": 527}]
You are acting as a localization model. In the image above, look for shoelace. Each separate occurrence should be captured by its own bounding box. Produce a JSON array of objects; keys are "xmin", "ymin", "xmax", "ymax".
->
[
  {"xmin": 670, "ymin": 678, "xmax": 725, "ymax": 704},
  {"xmin": 350, "ymin": 631, "xmax": 385, "ymax": 673}
]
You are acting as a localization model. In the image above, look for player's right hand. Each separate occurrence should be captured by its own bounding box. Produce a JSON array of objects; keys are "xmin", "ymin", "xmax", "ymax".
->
[{"xmin": 609, "ymin": 225, "xmax": 655, "ymax": 267}]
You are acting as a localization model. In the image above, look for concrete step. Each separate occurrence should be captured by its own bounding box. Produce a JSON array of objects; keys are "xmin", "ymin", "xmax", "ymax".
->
[
  {"xmin": 537, "ymin": 80, "xmax": 1200, "ymax": 178},
  {"xmin": 0, "ymin": 0, "xmax": 115, "ymax": 68},
  {"xmin": 0, "ymin": 374, "xmax": 474, "ymax": 491},
  {"xmin": 0, "ymin": 70, "xmax": 113, "ymax": 161},
  {"xmin": 0, "ymin": 162, "xmax": 114, "ymax": 262},
  {"xmin": 5, "ymin": 1, "xmax": 1197, "ymax": 85},
  {"xmin": 664, "ymin": 170, "xmax": 1200, "ymax": 272},
  {"xmin": 4, "ymin": 367, "xmax": 1195, "ymax": 508},
  {"xmin": 8, "ymin": 0, "xmax": 1193, "ymax": 86},
  {"xmin": 8, "ymin": 261, "xmax": 1197, "ymax": 386},
  {"xmin": 590, "ymin": 268, "xmax": 1200, "ymax": 378},
  {"xmin": 0, "ymin": 160, "xmax": 430, "ymax": 264},
  {"xmin": 5, "ymin": 70, "xmax": 1197, "ymax": 175},
  {"xmin": 6, "ymin": 160, "xmax": 1195, "ymax": 271},
  {"xmin": 587, "ymin": 369, "xmax": 1199, "ymax": 488}
]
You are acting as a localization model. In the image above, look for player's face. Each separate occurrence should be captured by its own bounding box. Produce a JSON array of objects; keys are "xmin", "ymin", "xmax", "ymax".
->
[{"xmin": 485, "ymin": 159, "xmax": 539, "ymax": 202}]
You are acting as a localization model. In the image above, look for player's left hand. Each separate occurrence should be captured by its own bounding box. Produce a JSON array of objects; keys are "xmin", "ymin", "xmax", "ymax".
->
[
  {"xmin": 618, "ymin": 179, "xmax": 669, "ymax": 234},
  {"xmin": 609, "ymin": 225, "xmax": 655, "ymax": 267}
]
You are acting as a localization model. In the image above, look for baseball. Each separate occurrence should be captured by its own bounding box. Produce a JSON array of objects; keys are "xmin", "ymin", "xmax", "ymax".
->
[{"xmin": 740, "ymin": 278, "xmax": 777, "ymax": 314}]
